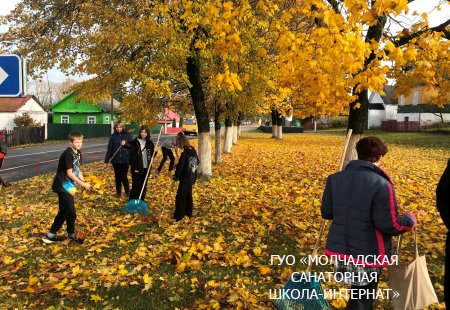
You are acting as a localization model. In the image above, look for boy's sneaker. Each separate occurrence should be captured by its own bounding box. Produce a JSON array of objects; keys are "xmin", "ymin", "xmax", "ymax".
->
[{"xmin": 42, "ymin": 234, "xmax": 64, "ymax": 244}]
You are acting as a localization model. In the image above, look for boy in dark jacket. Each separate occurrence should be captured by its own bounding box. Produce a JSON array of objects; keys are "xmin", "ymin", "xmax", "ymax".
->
[
  {"xmin": 43, "ymin": 132, "xmax": 91, "ymax": 243},
  {"xmin": 173, "ymin": 135, "xmax": 199, "ymax": 221},
  {"xmin": 437, "ymin": 159, "xmax": 450, "ymax": 307},
  {"xmin": 322, "ymin": 137, "xmax": 417, "ymax": 310},
  {"xmin": 104, "ymin": 121, "xmax": 133, "ymax": 197},
  {"xmin": 128, "ymin": 126, "xmax": 155, "ymax": 201}
]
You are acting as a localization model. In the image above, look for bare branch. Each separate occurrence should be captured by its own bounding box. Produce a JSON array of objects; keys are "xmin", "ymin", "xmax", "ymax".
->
[
  {"xmin": 394, "ymin": 18, "xmax": 450, "ymax": 46},
  {"xmin": 324, "ymin": 0, "xmax": 341, "ymax": 14}
]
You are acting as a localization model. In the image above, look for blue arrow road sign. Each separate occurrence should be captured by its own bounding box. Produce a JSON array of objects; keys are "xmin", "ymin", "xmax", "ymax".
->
[{"xmin": 0, "ymin": 55, "xmax": 23, "ymax": 97}]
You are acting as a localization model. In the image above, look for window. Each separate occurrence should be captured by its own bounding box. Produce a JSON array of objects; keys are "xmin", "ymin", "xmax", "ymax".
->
[
  {"xmin": 105, "ymin": 116, "xmax": 110, "ymax": 124},
  {"xmin": 404, "ymin": 117, "xmax": 409, "ymax": 122},
  {"xmin": 399, "ymin": 96, "xmax": 405, "ymax": 106},
  {"xmin": 61, "ymin": 115, "xmax": 69, "ymax": 124},
  {"xmin": 88, "ymin": 116, "xmax": 96, "ymax": 124},
  {"xmin": 413, "ymin": 91, "xmax": 419, "ymax": 106}
]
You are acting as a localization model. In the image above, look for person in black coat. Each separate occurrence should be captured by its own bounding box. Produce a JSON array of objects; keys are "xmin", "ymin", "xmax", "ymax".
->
[
  {"xmin": 172, "ymin": 134, "xmax": 199, "ymax": 221},
  {"xmin": 322, "ymin": 137, "xmax": 417, "ymax": 310},
  {"xmin": 128, "ymin": 126, "xmax": 155, "ymax": 201},
  {"xmin": 104, "ymin": 122, "xmax": 133, "ymax": 197},
  {"xmin": 437, "ymin": 158, "xmax": 450, "ymax": 307}
]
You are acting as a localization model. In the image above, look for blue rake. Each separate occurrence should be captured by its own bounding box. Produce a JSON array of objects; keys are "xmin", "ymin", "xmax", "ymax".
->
[
  {"xmin": 121, "ymin": 126, "xmax": 163, "ymax": 216},
  {"xmin": 122, "ymin": 199, "xmax": 149, "ymax": 215}
]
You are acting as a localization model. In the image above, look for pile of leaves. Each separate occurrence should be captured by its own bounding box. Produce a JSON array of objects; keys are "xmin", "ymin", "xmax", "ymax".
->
[{"xmin": 0, "ymin": 132, "xmax": 447, "ymax": 309}]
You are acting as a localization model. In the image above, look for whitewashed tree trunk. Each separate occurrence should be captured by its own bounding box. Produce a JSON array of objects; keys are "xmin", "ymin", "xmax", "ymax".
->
[
  {"xmin": 276, "ymin": 125, "xmax": 283, "ymax": 140},
  {"xmin": 232, "ymin": 124, "xmax": 238, "ymax": 144},
  {"xmin": 223, "ymin": 124, "xmax": 233, "ymax": 153},
  {"xmin": 198, "ymin": 132, "xmax": 212, "ymax": 176},
  {"xmin": 342, "ymin": 133, "xmax": 363, "ymax": 169},
  {"xmin": 272, "ymin": 125, "xmax": 277, "ymax": 138}
]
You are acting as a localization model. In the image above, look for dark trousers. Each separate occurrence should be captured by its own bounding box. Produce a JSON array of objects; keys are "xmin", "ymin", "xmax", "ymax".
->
[
  {"xmin": 50, "ymin": 191, "xmax": 76, "ymax": 235},
  {"xmin": 346, "ymin": 280, "xmax": 379, "ymax": 310},
  {"xmin": 174, "ymin": 182, "xmax": 193, "ymax": 221},
  {"xmin": 129, "ymin": 169, "xmax": 148, "ymax": 201},
  {"xmin": 445, "ymin": 231, "xmax": 450, "ymax": 307},
  {"xmin": 157, "ymin": 147, "xmax": 175, "ymax": 172},
  {"xmin": 112, "ymin": 163, "xmax": 130, "ymax": 195},
  {"xmin": 0, "ymin": 157, "xmax": 3, "ymax": 168}
]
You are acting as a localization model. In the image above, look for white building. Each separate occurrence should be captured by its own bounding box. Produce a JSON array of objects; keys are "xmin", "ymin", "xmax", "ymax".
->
[
  {"xmin": 0, "ymin": 96, "xmax": 47, "ymax": 130},
  {"xmin": 368, "ymin": 86, "xmax": 398, "ymax": 129}
]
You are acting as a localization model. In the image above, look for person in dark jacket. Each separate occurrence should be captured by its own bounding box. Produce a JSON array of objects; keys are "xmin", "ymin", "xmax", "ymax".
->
[
  {"xmin": 322, "ymin": 136, "xmax": 417, "ymax": 310},
  {"xmin": 437, "ymin": 158, "xmax": 450, "ymax": 307},
  {"xmin": 156, "ymin": 135, "xmax": 179, "ymax": 175},
  {"xmin": 104, "ymin": 122, "xmax": 133, "ymax": 197},
  {"xmin": 172, "ymin": 134, "xmax": 199, "ymax": 221},
  {"xmin": 128, "ymin": 126, "xmax": 155, "ymax": 201}
]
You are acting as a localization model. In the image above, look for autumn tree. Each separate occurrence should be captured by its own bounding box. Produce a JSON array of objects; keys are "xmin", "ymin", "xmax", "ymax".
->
[
  {"xmin": 2, "ymin": 0, "xmax": 295, "ymax": 176},
  {"xmin": 273, "ymin": 0, "xmax": 450, "ymax": 164}
]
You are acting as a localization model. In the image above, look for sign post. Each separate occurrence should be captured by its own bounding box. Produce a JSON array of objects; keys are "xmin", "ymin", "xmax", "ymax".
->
[{"xmin": 0, "ymin": 54, "xmax": 23, "ymax": 97}]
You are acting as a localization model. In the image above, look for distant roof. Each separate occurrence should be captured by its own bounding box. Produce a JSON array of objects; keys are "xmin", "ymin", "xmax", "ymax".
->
[
  {"xmin": 0, "ymin": 96, "xmax": 43, "ymax": 112},
  {"xmin": 164, "ymin": 108, "xmax": 179, "ymax": 121},
  {"xmin": 97, "ymin": 98, "xmax": 121, "ymax": 113},
  {"xmin": 381, "ymin": 85, "xmax": 397, "ymax": 105},
  {"xmin": 368, "ymin": 103, "xmax": 385, "ymax": 110},
  {"xmin": 51, "ymin": 93, "xmax": 121, "ymax": 113},
  {"xmin": 398, "ymin": 104, "xmax": 450, "ymax": 113}
]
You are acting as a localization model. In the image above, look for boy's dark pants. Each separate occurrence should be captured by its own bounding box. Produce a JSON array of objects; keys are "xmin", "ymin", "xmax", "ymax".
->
[
  {"xmin": 174, "ymin": 182, "xmax": 193, "ymax": 221},
  {"xmin": 50, "ymin": 192, "xmax": 76, "ymax": 235},
  {"xmin": 157, "ymin": 147, "xmax": 175, "ymax": 172},
  {"xmin": 112, "ymin": 163, "xmax": 129, "ymax": 195},
  {"xmin": 129, "ymin": 169, "xmax": 148, "ymax": 200}
]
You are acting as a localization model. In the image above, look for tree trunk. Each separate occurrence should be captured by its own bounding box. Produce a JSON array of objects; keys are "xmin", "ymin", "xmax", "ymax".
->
[
  {"xmin": 223, "ymin": 117, "xmax": 233, "ymax": 153},
  {"xmin": 343, "ymin": 89, "xmax": 369, "ymax": 168},
  {"xmin": 214, "ymin": 101, "xmax": 221, "ymax": 164},
  {"xmin": 237, "ymin": 115, "xmax": 241, "ymax": 138},
  {"xmin": 271, "ymin": 109, "xmax": 277, "ymax": 138},
  {"xmin": 187, "ymin": 55, "xmax": 211, "ymax": 176},
  {"xmin": 342, "ymin": 16, "xmax": 388, "ymax": 167},
  {"xmin": 232, "ymin": 121, "xmax": 238, "ymax": 144},
  {"xmin": 276, "ymin": 112, "xmax": 283, "ymax": 140}
]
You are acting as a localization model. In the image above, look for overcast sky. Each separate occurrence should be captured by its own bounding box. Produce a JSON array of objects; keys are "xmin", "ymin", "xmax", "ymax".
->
[{"xmin": 1, "ymin": 0, "xmax": 449, "ymax": 83}]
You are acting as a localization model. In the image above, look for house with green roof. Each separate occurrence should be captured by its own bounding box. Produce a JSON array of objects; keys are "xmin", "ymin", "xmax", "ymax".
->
[{"xmin": 50, "ymin": 93, "xmax": 121, "ymax": 125}]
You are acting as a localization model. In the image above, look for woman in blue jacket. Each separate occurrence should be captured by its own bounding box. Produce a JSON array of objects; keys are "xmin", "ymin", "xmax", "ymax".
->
[
  {"xmin": 322, "ymin": 137, "xmax": 417, "ymax": 310},
  {"xmin": 104, "ymin": 122, "xmax": 133, "ymax": 197}
]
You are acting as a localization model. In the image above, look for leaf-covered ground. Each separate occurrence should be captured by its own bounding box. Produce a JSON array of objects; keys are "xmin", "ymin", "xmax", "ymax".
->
[{"xmin": 0, "ymin": 131, "xmax": 448, "ymax": 309}]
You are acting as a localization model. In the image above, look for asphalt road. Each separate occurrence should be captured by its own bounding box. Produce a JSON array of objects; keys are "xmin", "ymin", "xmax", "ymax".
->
[
  {"xmin": 0, "ymin": 125, "xmax": 258, "ymax": 183},
  {"xmin": 1, "ymin": 135, "xmax": 176, "ymax": 182}
]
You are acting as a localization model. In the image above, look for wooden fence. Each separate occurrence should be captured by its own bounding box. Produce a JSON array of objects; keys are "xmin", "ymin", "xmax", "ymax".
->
[
  {"xmin": 381, "ymin": 120, "xmax": 420, "ymax": 132},
  {"xmin": 3, "ymin": 126, "xmax": 45, "ymax": 146}
]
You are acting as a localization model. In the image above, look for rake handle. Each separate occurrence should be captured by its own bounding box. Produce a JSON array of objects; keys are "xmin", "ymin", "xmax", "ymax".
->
[
  {"xmin": 308, "ymin": 129, "xmax": 353, "ymax": 273},
  {"xmin": 138, "ymin": 126, "xmax": 163, "ymax": 200}
]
